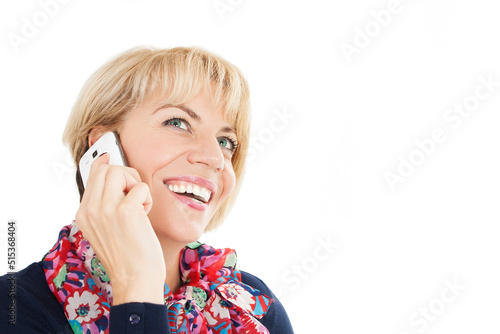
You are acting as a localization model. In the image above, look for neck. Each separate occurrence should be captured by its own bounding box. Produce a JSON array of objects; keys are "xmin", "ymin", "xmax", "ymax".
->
[{"xmin": 159, "ymin": 238, "xmax": 185, "ymax": 294}]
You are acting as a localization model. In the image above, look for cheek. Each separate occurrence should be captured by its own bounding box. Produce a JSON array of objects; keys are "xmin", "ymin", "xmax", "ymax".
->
[
  {"xmin": 220, "ymin": 163, "xmax": 236, "ymax": 202},
  {"xmin": 123, "ymin": 138, "xmax": 175, "ymax": 185}
]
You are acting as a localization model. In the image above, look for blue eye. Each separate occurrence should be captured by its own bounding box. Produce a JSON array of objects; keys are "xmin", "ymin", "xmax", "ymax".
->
[
  {"xmin": 218, "ymin": 137, "xmax": 238, "ymax": 152},
  {"xmin": 164, "ymin": 118, "xmax": 189, "ymax": 130}
]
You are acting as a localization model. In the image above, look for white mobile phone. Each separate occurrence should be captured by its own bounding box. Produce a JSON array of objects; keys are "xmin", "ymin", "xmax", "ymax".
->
[{"xmin": 79, "ymin": 132, "xmax": 127, "ymax": 189}]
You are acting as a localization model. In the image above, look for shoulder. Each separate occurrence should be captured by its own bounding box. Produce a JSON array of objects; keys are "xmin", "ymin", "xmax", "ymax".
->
[
  {"xmin": 0, "ymin": 262, "xmax": 69, "ymax": 333},
  {"xmin": 0, "ymin": 262, "xmax": 45, "ymax": 291},
  {"xmin": 240, "ymin": 271, "xmax": 277, "ymax": 301},
  {"xmin": 240, "ymin": 271, "xmax": 295, "ymax": 334}
]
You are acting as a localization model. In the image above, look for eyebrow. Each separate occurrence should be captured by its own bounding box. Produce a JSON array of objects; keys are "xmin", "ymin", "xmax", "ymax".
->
[
  {"xmin": 153, "ymin": 104, "xmax": 200, "ymax": 121},
  {"xmin": 153, "ymin": 104, "xmax": 237, "ymax": 135}
]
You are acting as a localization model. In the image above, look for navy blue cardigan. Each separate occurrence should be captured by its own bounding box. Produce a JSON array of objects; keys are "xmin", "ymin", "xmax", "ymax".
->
[{"xmin": 0, "ymin": 262, "xmax": 294, "ymax": 333}]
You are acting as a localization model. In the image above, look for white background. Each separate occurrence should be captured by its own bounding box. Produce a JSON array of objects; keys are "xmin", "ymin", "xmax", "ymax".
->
[{"xmin": 1, "ymin": 0, "xmax": 499, "ymax": 333}]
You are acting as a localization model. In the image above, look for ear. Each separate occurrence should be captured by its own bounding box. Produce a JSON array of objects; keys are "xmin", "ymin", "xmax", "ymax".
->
[{"xmin": 88, "ymin": 126, "xmax": 108, "ymax": 148}]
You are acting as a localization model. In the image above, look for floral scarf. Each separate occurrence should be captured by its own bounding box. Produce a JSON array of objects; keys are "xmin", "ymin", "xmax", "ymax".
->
[{"xmin": 42, "ymin": 223, "xmax": 272, "ymax": 333}]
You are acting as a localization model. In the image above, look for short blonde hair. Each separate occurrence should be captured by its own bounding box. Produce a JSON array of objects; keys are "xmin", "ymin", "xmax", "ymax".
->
[{"xmin": 63, "ymin": 46, "xmax": 251, "ymax": 231}]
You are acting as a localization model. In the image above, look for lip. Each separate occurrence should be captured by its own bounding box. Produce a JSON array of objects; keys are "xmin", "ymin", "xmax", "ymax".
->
[
  {"xmin": 168, "ymin": 190, "xmax": 209, "ymax": 211},
  {"xmin": 163, "ymin": 175, "xmax": 217, "ymax": 194},
  {"xmin": 163, "ymin": 175, "xmax": 217, "ymax": 211}
]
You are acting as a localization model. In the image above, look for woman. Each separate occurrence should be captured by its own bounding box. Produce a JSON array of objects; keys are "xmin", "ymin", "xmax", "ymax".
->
[{"xmin": 0, "ymin": 47, "xmax": 293, "ymax": 333}]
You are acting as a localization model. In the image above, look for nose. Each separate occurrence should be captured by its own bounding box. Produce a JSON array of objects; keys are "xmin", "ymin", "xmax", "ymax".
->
[{"xmin": 187, "ymin": 137, "xmax": 225, "ymax": 172}]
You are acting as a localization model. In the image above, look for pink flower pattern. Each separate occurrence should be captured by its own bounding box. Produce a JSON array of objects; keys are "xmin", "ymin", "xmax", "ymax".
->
[{"xmin": 42, "ymin": 223, "xmax": 273, "ymax": 333}]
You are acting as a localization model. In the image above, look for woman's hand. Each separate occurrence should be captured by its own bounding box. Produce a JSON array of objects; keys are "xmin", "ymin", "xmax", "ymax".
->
[{"xmin": 75, "ymin": 153, "xmax": 166, "ymax": 305}]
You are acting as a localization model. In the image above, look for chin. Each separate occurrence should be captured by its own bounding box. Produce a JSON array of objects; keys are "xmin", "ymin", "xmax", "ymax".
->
[
  {"xmin": 153, "ymin": 216, "xmax": 207, "ymax": 245},
  {"xmin": 148, "ymin": 189, "xmax": 220, "ymax": 244}
]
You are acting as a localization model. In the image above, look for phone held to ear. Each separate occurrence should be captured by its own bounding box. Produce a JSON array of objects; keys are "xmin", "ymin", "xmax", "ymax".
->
[{"xmin": 79, "ymin": 132, "xmax": 127, "ymax": 189}]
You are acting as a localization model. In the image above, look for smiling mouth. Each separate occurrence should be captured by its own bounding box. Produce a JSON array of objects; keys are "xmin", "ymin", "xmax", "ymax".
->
[{"xmin": 164, "ymin": 181, "xmax": 212, "ymax": 204}]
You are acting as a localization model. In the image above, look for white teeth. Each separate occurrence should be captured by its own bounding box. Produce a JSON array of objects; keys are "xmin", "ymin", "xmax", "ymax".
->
[
  {"xmin": 193, "ymin": 185, "xmax": 201, "ymax": 197},
  {"xmin": 202, "ymin": 188, "xmax": 210, "ymax": 200},
  {"xmin": 166, "ymin": 182, "xmax": 211, "ymax": 203}
]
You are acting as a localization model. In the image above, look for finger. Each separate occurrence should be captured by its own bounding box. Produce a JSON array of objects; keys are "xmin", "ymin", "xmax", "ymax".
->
[
  {"xmin": 101, "ymin": 166, "xmax": 141, "ymax": 205},
  {"xmin": 81, "ymin": 153, "xmax": 111, "ymax": 205},
  {"xmin": 122, "ymin": 182, "xmax": 153, "ymax": 215},
  {"xmin": 121, "ymin": 167, "xmax": 142, "ymax": 191},
  {"xmin": 103, "ymin": 165, "xmax": 142, "ymax": 195},
  {"xmin": 90, "ymin": 152, "xmax": 110, "ymax": 170}
]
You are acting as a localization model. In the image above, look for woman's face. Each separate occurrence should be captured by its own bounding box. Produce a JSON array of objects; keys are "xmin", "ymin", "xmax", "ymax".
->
[{"xmin": 117, "ymin": 90, "xmax": 237, "ymax": 245}]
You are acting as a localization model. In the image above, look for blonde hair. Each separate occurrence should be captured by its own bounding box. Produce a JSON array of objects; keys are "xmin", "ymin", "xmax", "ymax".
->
[{"xmin": 63, "ymin": 46, "xmax": 251, "ymax": 231}]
